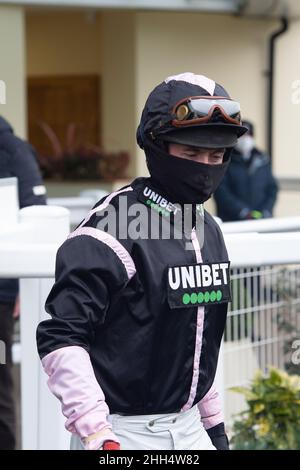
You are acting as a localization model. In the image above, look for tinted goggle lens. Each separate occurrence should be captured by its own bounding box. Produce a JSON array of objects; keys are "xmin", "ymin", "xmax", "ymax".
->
[{"xmin": 174, "ymin": 97, "xmax": 241, "ymax": 124}]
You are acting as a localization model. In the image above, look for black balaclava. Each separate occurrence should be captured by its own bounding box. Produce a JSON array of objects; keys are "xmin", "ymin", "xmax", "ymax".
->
[
  {"xmin": 144, "ymin": 135, "xmax": 231, "ymax": 204},
  {"xmin": 137, "ymin": 73, "xmax": 247, "ymax": 205}
]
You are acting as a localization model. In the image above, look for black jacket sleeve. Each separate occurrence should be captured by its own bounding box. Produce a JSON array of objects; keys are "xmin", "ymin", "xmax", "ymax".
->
[
  {"xmin": 10, "ymin": 142, "xmax": 46, "ymax": 208},
  {"xmin": 37, "ymin": 235, "xmax": 130, "ymax": 359}
]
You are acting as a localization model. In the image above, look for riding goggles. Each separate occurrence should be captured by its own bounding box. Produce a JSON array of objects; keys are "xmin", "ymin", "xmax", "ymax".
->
[{"xmin": 171, "ymin": 96, "xmax": 242, "ymax": 127}]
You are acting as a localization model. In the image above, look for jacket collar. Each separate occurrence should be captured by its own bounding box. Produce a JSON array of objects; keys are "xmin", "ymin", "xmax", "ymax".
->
[{"xmin": 131, "ymin": 177, "xmax": 206, "ymax": 234}]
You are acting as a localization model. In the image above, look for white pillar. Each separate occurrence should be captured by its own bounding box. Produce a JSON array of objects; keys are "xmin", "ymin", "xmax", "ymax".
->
[
  {"xmin": 19, "ymin": 206, "xmax": 70, "ymax": 449},
  {"xmin": 0, "ymin": 193, "xmax": 70, "ymax": 449}
]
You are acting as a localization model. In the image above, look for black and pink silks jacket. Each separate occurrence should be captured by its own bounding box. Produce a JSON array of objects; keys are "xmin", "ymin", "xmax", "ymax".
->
[{"xmin": 36, "ymin": 177, "xmax": 230, "ymax": 450}]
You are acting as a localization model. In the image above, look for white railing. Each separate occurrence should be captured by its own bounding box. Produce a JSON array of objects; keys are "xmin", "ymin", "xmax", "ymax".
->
[
  {"xmin": 223, "ymin": 264, "xmax": 300, "ymax": 429},
  {"xmin": 1, "ymin": 178, "xmax": 300, "ymax": 448},
  {"xmin": 0, "ymin": 180, "xmax": 70, "ymax": 450},
  {"xmin": 48, "ymin": 189, "xmax": 108, "ymax": 226},
  {"xmin": 0, "ymin": 177, "xmax": 18, "ymax": 225},
  {"xmin": 222, "ymin": 219, "xmax": 300, "ymax": 430},
  {"xmin": 221, "ymin": 216, "xmax": 300, "ymax": 234},
  {"xmin": 224, "ymin": 232, "xmax": 300, "ymax": 266}
]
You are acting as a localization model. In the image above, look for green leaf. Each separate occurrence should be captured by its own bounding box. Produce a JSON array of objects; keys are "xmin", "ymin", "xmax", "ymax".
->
[
  {"xmin": 230, "ymin": 367, "xmax": 300, "ymax": 450},
  {"xmin": 253, "ymin": 403, "xmax": 265, "ymax": 414}
]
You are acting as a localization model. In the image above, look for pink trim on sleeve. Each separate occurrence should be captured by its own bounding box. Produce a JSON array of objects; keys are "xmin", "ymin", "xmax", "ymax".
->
[
  {"xmin": 41, "ymin": 345, "xmax": 120, "ymax": 449},
  {"xmin": 197, "ymin": 382, "xmax": 224, "ymax": 430},
  {"xmin": 68, "ymin": 227, "xmax": 136, "ymax": 280}
]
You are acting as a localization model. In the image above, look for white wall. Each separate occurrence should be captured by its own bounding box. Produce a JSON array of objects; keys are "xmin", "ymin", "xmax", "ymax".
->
[
  {"xmin": 26, "ymin": 11, "xmax": 102, "ymax": 75},
  {"xmin": 135, "ymin": 12, "xmax": 277, "ymax": 176},
  {"xmin": 274, "ymin": 190, "xmax": 300, "ymax": 217},
  {"xmin": 0, "ymin": 6, "xmax": 26, "ymax": 138},
  {"xmin": 274, "ymin": 18, "xmax": 300, "ymax": 179},
  {"xmin": 26, "ymin": 10, "xmax": 137, "ymax": 177},
  {"xmin": 100, "ymin": 11, "xmax": 136, "ymax": 177},
  {"xmin": 25, "ymin": 9, "xmax": 300, "ymax": 216}
]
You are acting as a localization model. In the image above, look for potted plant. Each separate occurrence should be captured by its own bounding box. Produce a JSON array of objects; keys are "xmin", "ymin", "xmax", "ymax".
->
[{"xmin": 230, "ymin": 367, "xmax": 300, "ymax": 450}]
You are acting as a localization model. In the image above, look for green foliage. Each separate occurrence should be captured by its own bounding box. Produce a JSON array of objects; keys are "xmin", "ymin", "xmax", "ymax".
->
[{"xmin": 230, "ymin": 367, "xmax": 300, "ymax": 450}]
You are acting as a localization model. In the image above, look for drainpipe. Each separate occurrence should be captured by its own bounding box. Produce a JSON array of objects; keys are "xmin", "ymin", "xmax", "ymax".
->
[{"xmin": 268, "ymin": 16, "xmax": 288, "ymax": 162}]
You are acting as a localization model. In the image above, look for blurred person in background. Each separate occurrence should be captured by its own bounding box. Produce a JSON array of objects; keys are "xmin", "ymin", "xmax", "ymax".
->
[
  {"xmin": 0, "ymin": 115, "xmax": 46, "ymax": 449},
  {"xmin": 214, "ymin": 120, "xmax": 278, "ymax": 222}
]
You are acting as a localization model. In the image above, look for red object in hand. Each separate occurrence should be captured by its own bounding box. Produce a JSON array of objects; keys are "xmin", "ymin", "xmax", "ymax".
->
[{"xmin": 103, "ymin": 441, "xmax": 120, "ymax": 450}]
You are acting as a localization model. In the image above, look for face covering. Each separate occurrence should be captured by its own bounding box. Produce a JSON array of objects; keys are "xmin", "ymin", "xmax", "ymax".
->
[
  {"xmin": 144, "ymin": 137, "xmax": 231, "ymax": 205},
  {"xmin": 235, "ymin": 135, "xmax": 254, "ymax": 160}
]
